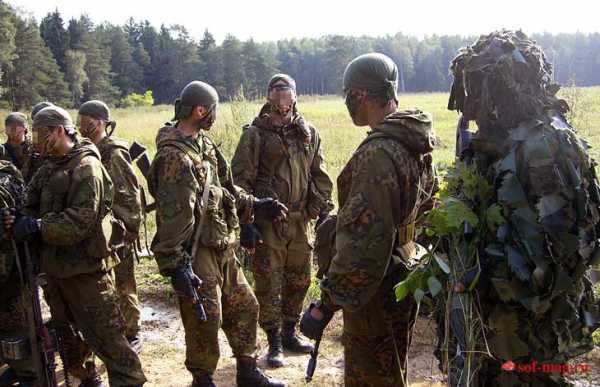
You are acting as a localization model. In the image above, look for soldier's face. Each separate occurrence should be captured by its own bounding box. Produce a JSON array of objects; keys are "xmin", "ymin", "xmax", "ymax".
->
[
  {"xmin": 5, "ymin": 124, "xmax": 27, "ymax": 144},
  {"xmin": 194, "ymin": 104, "xmax": 217, "ymax": 130},
  {"xmin": 344, "ymin": 89, "xmax": 367, "ymax": 125},
  {"xmin": 32, "ymin": 124, "xmax": 52, "ymax": 156},
  {"xmin": 268, "ymin": 87, "xmax": 295, "ymax": 124},
  {"xmin": 77, "ymin": 115, "xmax": 100, "ymax": 139}
]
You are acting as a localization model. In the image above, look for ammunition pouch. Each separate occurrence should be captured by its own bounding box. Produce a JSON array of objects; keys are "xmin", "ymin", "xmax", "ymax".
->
[{"xmin": 0, "ymin": 335, "xmax": 30, "ymax": 360}]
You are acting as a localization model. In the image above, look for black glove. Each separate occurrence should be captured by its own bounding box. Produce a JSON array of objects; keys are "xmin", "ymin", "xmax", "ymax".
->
[
  {"xmin": 12, "ymin": 215, "xmax": 40, "ymax": 242},
  {"xmin": 240, "ymin": 224, "xmax": 262, "ymax": 250},
  {"xmin": 315, "ymin": 211, "xmax": 330, "ymax": 229},
  {"xmin": 254, "ymin": 198, "xmax": 288, "ymax": 222},
  {"xmin": 169, "ymin": 263, "xmax": 202, "ymax": 300},
  {"xmin": 300, "ymin": 300, "xmax": 334, "ymax": 340}
]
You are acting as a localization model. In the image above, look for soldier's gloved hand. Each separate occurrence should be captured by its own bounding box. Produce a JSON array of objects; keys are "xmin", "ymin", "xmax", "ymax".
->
[
  {"xmin": 169, "ymin": 263, "xmax": 202, "ymax": 300},
  {"xmin": 11, "ymin": 215, "xmax": 41, "ymax": 242},
  {"xmin": 253, "ymin": 198, "xmax": 288, "ymax": 222},
  {"xmin": 240, "ymin": 224, "xmax": 262, "ymax": 253},
  {"xmin": 300, "ymin": 300, "xmax": 334, "ymax": 340}
]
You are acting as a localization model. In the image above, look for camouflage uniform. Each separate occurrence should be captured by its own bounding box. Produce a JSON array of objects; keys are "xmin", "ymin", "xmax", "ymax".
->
[
  {"xmin": 148, "ymin": 124, "xmax": 259, "ymax": 377},
  {"xmin": 0, "ymin": 138, "xmax": 43, "ymax": 183},
  {"xmin": 0, "ymin": 161, "xmax": 35, "ymax": 382},
  {"xmin": 443, "ymin": 30, "xmax": 600, "ymax": 386},
  {"xmin": 24, "ymin": 138, "xmax": 146, "ymax": 386},
  {"xmin": 232, "ymin": 105, "xmax": 333, "ymax": 331},
  {"xmin": 96, "ymin": 136, "xmax": 142, "ymax": 339},
  {"xmin": 320, "ymin": 111, "xmax": 436, "ymax": 386}
]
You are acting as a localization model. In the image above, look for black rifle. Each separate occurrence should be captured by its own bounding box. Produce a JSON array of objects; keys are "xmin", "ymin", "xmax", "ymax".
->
[
  {"xmin": 128, "ymin": 141, "xmax": 156, "ymax": 213},
  {"xmin": 12, "ymin": 240, "xmax": 59, "ymax": 387},
  {"xmin": 305, "ymin": 335, "xmax": 322, "ymax": 383}
]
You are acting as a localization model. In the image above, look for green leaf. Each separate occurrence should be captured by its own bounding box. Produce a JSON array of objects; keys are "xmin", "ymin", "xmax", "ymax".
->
[
  {"xmin": 394, "ymin": 280, "xmax": 410, "ymax": 302},
  {"xmin": 427, "ymin": 276, "xmax": 443, "ymax": 297},
  {"xmin": 485, "ymin": 204, "xmax": 506, "ymax": 230},
  {"xmin": 414, "ymin": 288, "xmax": 425, "ymax": 303}
]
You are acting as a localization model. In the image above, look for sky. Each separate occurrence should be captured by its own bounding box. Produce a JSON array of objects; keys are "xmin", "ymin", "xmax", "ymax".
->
[{"xmin": 8, "ymin": 0, "xmax": 599, "ymax": 43}]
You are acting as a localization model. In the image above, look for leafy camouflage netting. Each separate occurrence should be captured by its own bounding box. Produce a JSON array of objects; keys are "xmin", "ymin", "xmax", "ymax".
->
[{"xmin": 448, "ymin": 29, "xmax": 569, "ymax": 130}]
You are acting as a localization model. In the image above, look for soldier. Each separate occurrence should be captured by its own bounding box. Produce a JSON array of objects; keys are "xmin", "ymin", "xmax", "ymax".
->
[
  {"xmin": 0, "ymin": 161, "xmax": 35, "ymax": 386},
  {"xmin": 148, "ymin": 80, "xmax": 285, "ymax": 387},
  {"xmin": 78, "ymin": 100, "xmax": 143, "ymax": 350},
  {"xmin": 3, "ymin": 106, "xmax": 146, "ymax": 387},
  {"xmin": 442, "ymin": 30, "xmax": 600, "ymax": 386},
  {"xmin": 231, "ymin": 74, "xmax": 333, "ymax": 367},
  {"xmin": 1, "ymin": 112, "xmax": 42, "ymax": 182},
  {"xmin": 300, "ymin": 53, "xmax": 437, "ymax": 386}
]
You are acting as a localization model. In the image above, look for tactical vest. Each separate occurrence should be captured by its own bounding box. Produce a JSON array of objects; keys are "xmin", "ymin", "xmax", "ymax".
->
[
  {"xmin": 314, "ymin": 132, "xmax": 433, "ymax": 279},
  {"xmin": 245, "ymin": 122, "xmax": 313, "ymax": 213},
  {"xmin": 40, "ymin": 148, "xmax": 120, "ymax": 278},
  {"xmin": 158, "ymin": 135, "xmax": 239, "ymax": 252}
]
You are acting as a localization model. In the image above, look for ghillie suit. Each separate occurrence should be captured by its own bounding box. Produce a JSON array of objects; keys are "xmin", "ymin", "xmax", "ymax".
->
[{"xmin": 436, "ymin": 30, "xmax": 600, "ymax": 386}]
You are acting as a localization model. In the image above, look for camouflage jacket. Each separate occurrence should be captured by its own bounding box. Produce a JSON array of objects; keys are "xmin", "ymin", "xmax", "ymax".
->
[
  {"xmin": 467, "ymin": 111, "xmax": 600, "ymax": 361},
  {"xmin": 148, "ymin": 123, "xmax": 255, "ymax": 274},
  {"xmin": 0, "ymin": 138, "xmax": 43, "ymax": 183},
  {"xmin": 96, "ymin": 136, "xmax": 142, "ymax": 236},
  {"xmin": 321, "ymin": 110, "xmax": 436, "ymax": 312},
  {"xmin": 24, "ymin": 138, "xmax": 118, "ymax": 278},
  {"xmin": 0, "ymin": 161, "xmax": 24, "ymax": 286},
  {"xmin": 232, "ymin": 105, "xmax": 333, "ymax": 217}
]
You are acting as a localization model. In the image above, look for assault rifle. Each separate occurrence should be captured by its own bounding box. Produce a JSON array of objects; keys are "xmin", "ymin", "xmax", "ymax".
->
[{"xmin": 11, "ymin": 240, "xmax": 60, "ymax": 387}]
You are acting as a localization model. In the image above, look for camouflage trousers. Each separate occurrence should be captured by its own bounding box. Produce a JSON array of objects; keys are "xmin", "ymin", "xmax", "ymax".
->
[
  {"xmin": 342, "ymin": 285, "xmax": 417, "ymax": 387},
  {"xmin": 0, "ymin": 276, "xmax": 35, "ymax": 380},
  {"xmin": 114, "ymin": 244, "xmax": 141, "ymax": 338},
  {"xmin": 45, "ymin": 270, "xmax": 146, "ymax": 386},
  {"xmin": 182, "ymin": 243, "xmax": 259, "ymax": 377},
  {"xmin": 252, "ymin": 213, "xmax": 312, "ymax": 331}
]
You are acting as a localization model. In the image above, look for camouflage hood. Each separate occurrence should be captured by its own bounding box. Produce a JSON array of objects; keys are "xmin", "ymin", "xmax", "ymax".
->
[
  {"xmin": 252, "ymin": 103, "xmax": 311, "ymax": 143},
  {"xmin": 155, "ymin": 122, "xmax": 200, "ymax": 149},
  {"xmin": 372, "ymin": 109, "xmax": 435, "ymax": 156}
]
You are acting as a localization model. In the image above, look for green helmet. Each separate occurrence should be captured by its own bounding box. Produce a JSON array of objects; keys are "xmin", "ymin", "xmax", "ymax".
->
[
  {"xmin": 173, "ymin": 81, "xmax": 219, "ymax": 120},
  {"xmin": 31, "ymin": 101, "xmax": 54, "ymax": 120},
  {"xmin": 79, "ymin": 100, "xmax": 111, "ymax": 121},
  {"xmin": 33, "ymin": 106, "xmax": 75, "ymax": 134},
  {"xmin": 343, "ymin": 53, "xmax": 398, "ymax": 102},
  {"xmin": 5, "ymin": 112, "xmax": 28, "ymax": 128}
]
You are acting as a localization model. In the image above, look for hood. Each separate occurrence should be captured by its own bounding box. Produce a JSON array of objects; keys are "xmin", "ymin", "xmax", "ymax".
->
[
  {"xmin": 373, "ymin": 109, "xmax": 435, "ymax": 155},
  {"xmin": 49, "ymin": 137, "xmax": 100, "ymax": 166},
  {"xmin": 155, "ymin": 122, "xmax": 198, "ymax": 148},
  {"xmin": 252, "ymin": 104, "xmax": 311, "ymax": 142}
]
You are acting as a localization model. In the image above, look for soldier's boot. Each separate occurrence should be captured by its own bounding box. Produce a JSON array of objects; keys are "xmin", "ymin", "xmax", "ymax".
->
[
  {"xmin": 236, "ymin": 357, "xmax": 285, "ymax": 387},
  {"xmin": 79, "ymin": 374, "xmax": 106, "ymax": 387},
  {"xmin": 281, "ymin": 322, "xmax": 314, "ymax": 354},
  {"xmin": 265, "ymin": 329, "xmax": 284, "ymax": 368},
  {"xmin": 191, "ymin": 374, "xmax": 216, "ymax": 387}
]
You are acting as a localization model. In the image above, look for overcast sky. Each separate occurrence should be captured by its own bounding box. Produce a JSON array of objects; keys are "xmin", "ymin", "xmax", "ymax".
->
[{"xmin": 8, "ymin": 0, "xmax": 597, "ymax": 43}]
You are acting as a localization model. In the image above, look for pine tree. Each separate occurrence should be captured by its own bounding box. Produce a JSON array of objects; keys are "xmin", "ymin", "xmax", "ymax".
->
[
  {"xmin": 2, "ymin": 15, "xmax": 69, "ymax": 109},
  {"xmin": 0, "ymin": 1, "xmax": 16, "ymax": 88},
  {"xmin": 40, "ymin": 9, "xmax": 69, "ymax": 72},
  {"xmin": 222, "ymin": 34, "xmax": 245, "ymax": 99}
]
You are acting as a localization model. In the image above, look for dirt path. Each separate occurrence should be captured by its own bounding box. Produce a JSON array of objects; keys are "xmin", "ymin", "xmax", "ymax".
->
[{"xmin": 131, "ymin": 298, "xmax": 445, "ymax": 387}]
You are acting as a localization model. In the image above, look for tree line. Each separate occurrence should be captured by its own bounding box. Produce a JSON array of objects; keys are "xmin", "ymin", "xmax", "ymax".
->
[{"xmin": 1, "ymin": 1, "xmax": 599, "ymax": 109}]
